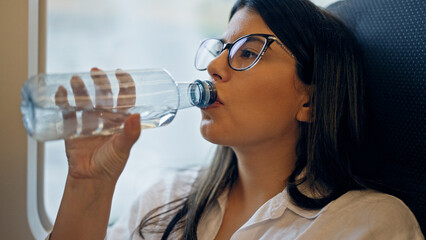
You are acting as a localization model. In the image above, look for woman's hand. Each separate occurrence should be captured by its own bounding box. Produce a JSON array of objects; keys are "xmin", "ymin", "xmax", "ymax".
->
[
  {"xmin": 54, "ymin": 67, "xmax": 141, "ymax": 183},
  {"xmin": 63, "ymin": 114, "xmax": 140, "ymax": 182},
  {"xmin": 50, "ymin": 68, "xmax": 141, "ymax": 240}
]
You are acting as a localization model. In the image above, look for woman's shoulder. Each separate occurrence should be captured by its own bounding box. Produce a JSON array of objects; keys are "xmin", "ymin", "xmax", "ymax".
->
[
  {"xmin": 330, "ymin": 189, "xmax": 406, "ymax": 207},
  {"xmin": 312, "ymin": 189, "xmax": 424, "ymax": 239},
  {"xmin": 327, "ymin": 189, "xmax": 415, "ymax": 217}
]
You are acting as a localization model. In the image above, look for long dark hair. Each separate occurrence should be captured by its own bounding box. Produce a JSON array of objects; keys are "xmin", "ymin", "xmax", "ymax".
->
[{"xmin": 138, "ymin": 0, "xmax": 365, "ymax": 238}]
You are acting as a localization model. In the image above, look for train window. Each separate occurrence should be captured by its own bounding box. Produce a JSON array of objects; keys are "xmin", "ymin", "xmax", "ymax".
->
[
  {"xmin": 42, "ymin": 0, "xmax": 339, "ymax": 226},
  {"xmin": 43, "ymin": 0, "xmax": 231, "ymax": 225}
]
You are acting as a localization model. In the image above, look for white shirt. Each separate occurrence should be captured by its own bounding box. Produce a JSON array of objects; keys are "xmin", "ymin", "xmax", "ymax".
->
[{"xmin": 107, "ymin": 169, "xmax": 424, "ymax": 240}]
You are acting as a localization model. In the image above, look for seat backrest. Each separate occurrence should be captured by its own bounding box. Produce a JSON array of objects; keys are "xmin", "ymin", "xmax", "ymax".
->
[{"xmin": 328, "ymin": 0, "xmax": 426, "ymax": 233}]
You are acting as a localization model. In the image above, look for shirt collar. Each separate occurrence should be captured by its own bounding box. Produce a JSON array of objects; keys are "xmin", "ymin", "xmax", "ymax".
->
[
  {"xmin": 285, "ymin": 169, "xmax": 331, "ymax": 219},
  {"xmin": 215, "ymin": 186, "xmax": 327, "ymax": 222},
  {"xmin": 284, "ymin": 188, "xmax": 328, "ymax": 219}
]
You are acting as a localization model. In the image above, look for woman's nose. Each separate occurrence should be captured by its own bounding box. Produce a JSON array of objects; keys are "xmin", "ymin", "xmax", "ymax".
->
[{"xmin": 207, "ymin": 50, "xmax": 230, "ymax": 82}]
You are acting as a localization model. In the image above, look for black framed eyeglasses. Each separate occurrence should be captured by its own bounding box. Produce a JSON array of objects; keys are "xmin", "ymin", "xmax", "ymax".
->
[{"xmin": 194, "ymin": 33, "xmax": 295, "ymax": 71}]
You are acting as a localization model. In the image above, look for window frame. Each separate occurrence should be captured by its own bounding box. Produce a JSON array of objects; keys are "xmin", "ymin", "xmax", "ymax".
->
[{"xmin": 27, "ymin": 0, "xmax": 52, "ymax": 238}]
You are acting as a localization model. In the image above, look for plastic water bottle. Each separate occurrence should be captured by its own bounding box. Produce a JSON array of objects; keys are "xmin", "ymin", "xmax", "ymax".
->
[{"xmin": 20, "ymin": 68, "xmax": 216, "ymax": 141}]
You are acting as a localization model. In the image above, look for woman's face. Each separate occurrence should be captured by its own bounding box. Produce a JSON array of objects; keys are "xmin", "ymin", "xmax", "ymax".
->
[{"xmin": 200, "ymin": 7, "xmax": 310, "ymax": 150}]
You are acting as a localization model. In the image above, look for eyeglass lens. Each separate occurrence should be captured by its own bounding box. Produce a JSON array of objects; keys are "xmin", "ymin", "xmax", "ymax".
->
[{"xmin": 195, "ymin": 35, "xmax": 268, "ymax": 71}]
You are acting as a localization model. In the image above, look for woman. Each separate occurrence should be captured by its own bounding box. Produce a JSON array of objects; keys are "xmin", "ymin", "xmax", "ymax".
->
[{"xmin": 49, "ymin": 0, "xmax": 423, "ymax": 239}]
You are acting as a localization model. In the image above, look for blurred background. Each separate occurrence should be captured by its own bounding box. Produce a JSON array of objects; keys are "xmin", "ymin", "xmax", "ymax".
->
[{"xmin": 44, "ymin": 0, "xmax": 340, "ymax": 225}]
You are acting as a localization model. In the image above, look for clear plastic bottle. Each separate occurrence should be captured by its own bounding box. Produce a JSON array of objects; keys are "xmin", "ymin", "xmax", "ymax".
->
[{"xmin": 20, "ymin": 68, "xmax": 216, "ymax": 141}]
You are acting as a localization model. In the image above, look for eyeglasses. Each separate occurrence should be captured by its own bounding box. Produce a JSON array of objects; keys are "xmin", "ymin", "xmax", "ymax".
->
[{"xmin": 194, "ymin": 33, "xmax": 294, "ymax": 71}]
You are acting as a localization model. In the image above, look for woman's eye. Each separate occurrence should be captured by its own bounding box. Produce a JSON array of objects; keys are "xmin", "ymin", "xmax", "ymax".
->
[{"xmin": 239, "ymin": 49, "xmax": 258, "ymax": 58}]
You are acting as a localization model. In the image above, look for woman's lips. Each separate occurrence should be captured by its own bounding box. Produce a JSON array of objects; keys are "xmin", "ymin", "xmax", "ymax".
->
[
  {"xmin": 202, "ymin": 97, "xmax": 223, "ymax": 109},
  {"xmin": 216, "ymin": 97, "xmax": 224, "ymax": 104}
]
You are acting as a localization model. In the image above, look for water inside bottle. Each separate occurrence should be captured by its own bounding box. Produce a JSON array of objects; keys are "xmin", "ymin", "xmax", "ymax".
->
[{"xmin": 25, "ymin": 105, "xmax": 176, "ymax": 141}]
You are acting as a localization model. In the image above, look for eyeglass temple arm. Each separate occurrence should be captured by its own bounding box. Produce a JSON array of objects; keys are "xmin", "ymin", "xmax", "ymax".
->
[{"xmin": 271, "ymin": 37, "xmax": 295, "ymax": 59}]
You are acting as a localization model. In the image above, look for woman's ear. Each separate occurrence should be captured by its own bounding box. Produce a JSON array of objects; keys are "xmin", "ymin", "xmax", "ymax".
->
[
  {"xmin": 294, "ymin": 76, "xmax": 312, "ymax": 123},
  {"xmin": 296, "ymin": 102, "xmax": 312, "ymax": 123}
]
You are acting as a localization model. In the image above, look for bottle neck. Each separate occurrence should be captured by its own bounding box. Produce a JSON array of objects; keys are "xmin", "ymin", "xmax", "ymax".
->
[{"xmin": 177, "ymin": 80, "xmax": 217, "ymax": 109}]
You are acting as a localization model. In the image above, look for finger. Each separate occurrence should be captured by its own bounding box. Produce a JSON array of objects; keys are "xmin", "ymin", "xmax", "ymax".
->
[
  {"xmin": 91, "ymin": 67, "xmax": 117, "ymax": 130},
  {"xmin": 71, "ymin": 76, "xmax": 98, "ymax": 135},
  {"xmin": 98, "ymin": 69, "xmax": 135, "ymax": 131},
  {"xmin": 112, "ymin": 114, "xmax": 141, "ymax": 157},
  {"xmin": 116, "ymin": 69, "xmax": 136, "ymax": 110},
  {"xmin": 92, "ymin": 67, "xmax": 113, "ymax": 109},
  {"xmin": 71, "ymin": 75, "xmax": 93, "ymax": 108},
  {"xmin": 55, "ymin": 86, "xmax": 77, "ymax": 137}
]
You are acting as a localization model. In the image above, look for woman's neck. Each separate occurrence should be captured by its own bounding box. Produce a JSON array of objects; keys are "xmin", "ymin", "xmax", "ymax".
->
[{"xmin": 231, "ymin": 137, "xmax": 298, "ymax": 205}]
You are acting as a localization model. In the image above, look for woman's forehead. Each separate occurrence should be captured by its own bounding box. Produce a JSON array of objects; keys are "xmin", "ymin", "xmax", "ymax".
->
[{"xmin": 222, "ymin": 7, "xmax": 274, "ymax": 42}]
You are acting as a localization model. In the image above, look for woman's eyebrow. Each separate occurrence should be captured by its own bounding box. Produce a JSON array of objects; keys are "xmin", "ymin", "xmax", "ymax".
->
[
  {"xmin": 244, "ymin": 37, "xmax": 264, "ymax": 44},
  {"xmin": 220, "ymin": 35, "xmax": 261, "ymax": 44}
]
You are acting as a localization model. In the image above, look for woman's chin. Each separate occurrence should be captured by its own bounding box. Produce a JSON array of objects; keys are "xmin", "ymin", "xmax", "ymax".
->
[
  {"xmin": 200, "ymin": 120, "xmax": 226, "ymax": 145},
  {"xmin": 200, "ymin": 120, "xmax": 215, "ymax": 141}
]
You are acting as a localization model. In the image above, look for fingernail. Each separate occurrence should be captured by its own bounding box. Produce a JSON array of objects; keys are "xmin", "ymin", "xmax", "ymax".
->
[{"xmin": 71, "ymin": 76, "xmax": 83, "ymax": 87}]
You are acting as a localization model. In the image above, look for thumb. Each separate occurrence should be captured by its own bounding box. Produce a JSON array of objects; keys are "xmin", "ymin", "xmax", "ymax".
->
[{"xmin": 113, "ymin": 114, "xmax": 141, "ymax": 156}]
